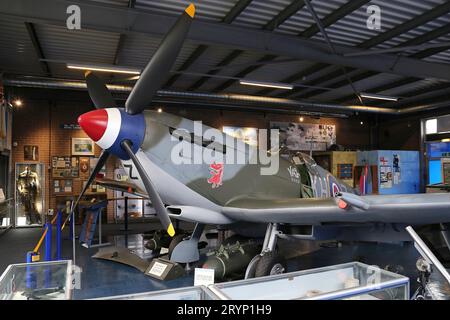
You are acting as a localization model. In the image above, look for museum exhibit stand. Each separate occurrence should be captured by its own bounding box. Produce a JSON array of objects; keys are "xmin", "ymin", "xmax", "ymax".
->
[
  {"xmin": 15, "ymin": 163, "xmax": 45, "ymax": 227},
  {"xmin": 0, "ymin": 260, "xmax": 72, "ymax": 300}
]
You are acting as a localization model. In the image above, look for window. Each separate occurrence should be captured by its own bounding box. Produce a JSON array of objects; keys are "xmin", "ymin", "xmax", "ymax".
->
[{"xmin": 425, "ymin": 118, "xmax": 437, "ymax": 134}]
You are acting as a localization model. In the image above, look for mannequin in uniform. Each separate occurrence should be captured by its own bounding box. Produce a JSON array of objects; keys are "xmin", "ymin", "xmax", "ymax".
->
[{"xmin": 17, "ymin": 166, "xmax": 41, "ymax": 225}]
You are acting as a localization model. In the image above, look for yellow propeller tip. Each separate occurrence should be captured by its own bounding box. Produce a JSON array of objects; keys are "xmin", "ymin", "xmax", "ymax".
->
[
  {"xmin": 185, "ymin": 3, "xmax": 195, "ymax": 18},
  {"xmin": 167, "ymin": 223, "xmax": 175, "ymax": 237},
  {"xmin": 84, "ymin": 70, "xmax": 92, "ymax": 77}
]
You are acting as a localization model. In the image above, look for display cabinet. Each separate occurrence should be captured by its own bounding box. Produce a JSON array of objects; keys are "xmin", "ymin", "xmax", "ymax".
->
[
  {"xmin": 95, "ymin": 285, "xmax": 217, "ymax": 300},
  {"xmin": 15, "ymin": 163, "xmax": 45, "ymax": 227},
  {"xmin": 0, "ymin": 260, "xmax": 73, "ymax": 300},
  {"xmin": 208, "ymin": 262, "xmax": 409, "ymax": 300},
  {"xmin": 0, "ymin": 198, "xmax": 14, "ymax": 229}
]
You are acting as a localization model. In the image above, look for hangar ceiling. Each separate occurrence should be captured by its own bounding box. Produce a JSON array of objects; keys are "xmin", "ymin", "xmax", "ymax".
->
[{"xmin": 0, "ymin": 0, "xmax": 449, "ymax": 115}]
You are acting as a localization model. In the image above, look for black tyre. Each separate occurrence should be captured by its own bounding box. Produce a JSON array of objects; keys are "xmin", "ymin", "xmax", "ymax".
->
[
  {"xmin": 254, "ymin": 251, "xmax": 287, "ymax": 277},
  {"xmin": 168, "ymin": 234, "xmax": 187, "ymax": 259}
]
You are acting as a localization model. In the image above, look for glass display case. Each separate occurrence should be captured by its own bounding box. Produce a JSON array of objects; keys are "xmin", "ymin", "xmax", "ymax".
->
[
  {"xmin": 0, "ymin": 260, "xmax": 72, "ymax": 300},
  {"xmin": 95, "ymin": 285, "xmax": 217, "ymax": 300},
  {"xmin": 0, "ymin": 198, "xmax": 14, "ymax": 229},
  {"xmin": 209, "ymin": 262, "xmax": 409, "ymax": 300},
  {"xmin": 15, "ymin": 163, "xmax": 45, "ymax": 227}
]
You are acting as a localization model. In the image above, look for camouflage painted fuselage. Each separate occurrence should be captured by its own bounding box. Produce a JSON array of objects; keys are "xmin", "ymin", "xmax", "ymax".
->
[{"xmin": 121, "ymin": 111, "xmax": 354, "ymax": 212}]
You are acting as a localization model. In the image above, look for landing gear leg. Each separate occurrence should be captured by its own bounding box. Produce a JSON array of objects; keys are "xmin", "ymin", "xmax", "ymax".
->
[
  {"xmin": 439, "ymin": 223, "xmax": 450, "ymax": 250},
  {"xmin": 170, "ymin": 223, "xmax": 205, "ymax": 264},
  {"xmin": 412, "ymin": 258, "xmax": 431, "ymax": 300},
  {"xmin": 245, "ymin": 223, "xmax": 286, "ymax": 278}
]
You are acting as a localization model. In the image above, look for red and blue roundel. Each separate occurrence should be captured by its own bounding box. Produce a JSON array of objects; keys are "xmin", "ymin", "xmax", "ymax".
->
[{"xmin": 330, "ymin": 181, "xmax": 341, "ymax": 197}]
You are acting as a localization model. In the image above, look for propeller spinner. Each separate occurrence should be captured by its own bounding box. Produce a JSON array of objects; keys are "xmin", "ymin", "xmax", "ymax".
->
[{"xmin": 72, "ymin": 3, "xmax": 196, "ymax": 237}]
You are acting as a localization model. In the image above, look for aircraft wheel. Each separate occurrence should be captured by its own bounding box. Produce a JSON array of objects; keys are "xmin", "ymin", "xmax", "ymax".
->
[
  {"xmin": 168, "ymin": 234, "xmax": 187, "ymax": 259},
  {"xmin": 254, "ymin": 251, "xmax": 287, "ymax": 277},
  {"xmin": 244, "ymin": 255, "xmax": 261, "ymax": 279}
]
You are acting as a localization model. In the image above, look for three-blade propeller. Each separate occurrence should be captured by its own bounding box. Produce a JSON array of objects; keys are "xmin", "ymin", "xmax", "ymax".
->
[{"xmin": 72, "ymin": 3, "xmax": 196, "ymax": 237}]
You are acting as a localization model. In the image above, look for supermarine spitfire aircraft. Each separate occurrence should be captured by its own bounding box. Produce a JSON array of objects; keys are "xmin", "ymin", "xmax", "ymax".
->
[{"xmin": 72, "ymin": 3, "xmax": 450, "ymax": 278}]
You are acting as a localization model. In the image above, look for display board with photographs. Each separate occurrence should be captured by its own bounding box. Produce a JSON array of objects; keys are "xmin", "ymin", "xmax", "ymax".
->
[
  {"xmin": 53, "ymin": 179, "xmax": 73, "ymax": 194},
  {"xmin": 89, "ymin": 157, "xmax": 106, "ymax": 176},
  {"xmin": 113, "ymin": 168, "xmax": 152, "ymax": 220},
  {"xmin": 82, "ymin": 180, "xmax": 106, "ymax": 194},
  {"xmin": 270, "ymin": 122, "xmax": 336, "ymax": 152},
  {"xmin": 222, "ymin": 126, "xmax": 258, "ymax": 146},
  {"xmin": 52, "ymin": 156, "xmax": 79, "ymax": 178}
]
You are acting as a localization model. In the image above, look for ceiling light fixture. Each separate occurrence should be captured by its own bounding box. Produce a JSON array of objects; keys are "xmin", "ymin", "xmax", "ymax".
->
[
  {"xmin": 360, "ymin": 92, "xmax": 399, "ymax": 101},
  {"xmin": 67, "ymin": 63, "xmax": 141, "ymax": 75},
  {"xmin": 299, "ymin": 116, "xmax": 304, "ymax": 122},
  {"xmin": 13, "ymin": 99, "xmax": 22, "ymax": 107},
  {"xmin": 239, "ymin": 80, "xmax": 293, "ymax": 90},
  {"xmin": 157, "ymin": 108, "xmax": 163, "ymax": 113}
]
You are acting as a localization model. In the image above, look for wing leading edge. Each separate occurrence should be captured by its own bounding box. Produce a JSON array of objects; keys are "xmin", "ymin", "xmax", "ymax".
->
[{"xmin": 222, "ymin": 192, "xmax": 450, "ymax": 225}]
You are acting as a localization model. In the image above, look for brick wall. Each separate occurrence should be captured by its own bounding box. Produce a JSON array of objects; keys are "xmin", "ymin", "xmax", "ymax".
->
[{"xmin": 11, "ymin": 100, "xmax": 117, "ymax": 222}]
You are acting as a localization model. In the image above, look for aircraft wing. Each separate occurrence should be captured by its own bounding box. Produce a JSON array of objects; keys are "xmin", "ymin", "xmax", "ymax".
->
[
  {"xmin": 95, "ymin": 178, "xmax": 148, "ymax": 198},
  {"xmin": 222, "ymin": 192, "xmax": 450, "ymax": 225}
]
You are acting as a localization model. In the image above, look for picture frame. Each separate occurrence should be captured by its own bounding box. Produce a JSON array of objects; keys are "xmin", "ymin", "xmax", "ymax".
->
[
  {"xmin": 53, "ymin": 179, "xmax": 73, "ymax": 194},
  {"xmin": 52, "ymin": 156, "xmax": 79, "ymax": 178},
  {"xmin": 24, "ymin": 145, "xmax": 39, "ymax": 161},
  {"xmin": 71, "ymin": 137, "xmax": 95, "ymax": 156},
  {"xmin": 79, "ymin": 157, "xmax": 90, "ymax": 179}
]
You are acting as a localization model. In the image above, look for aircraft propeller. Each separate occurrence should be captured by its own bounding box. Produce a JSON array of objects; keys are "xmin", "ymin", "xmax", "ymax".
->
[
  {"xmin": 72, "ymin": 3, "xmax": 196, "ymax": 237},
  {"xmin": 85, "ymin": 72, "xmax": 116, "ymax": 109}
]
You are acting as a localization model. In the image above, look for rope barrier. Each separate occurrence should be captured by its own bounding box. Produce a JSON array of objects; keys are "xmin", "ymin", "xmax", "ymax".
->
[
  {"xmin": 31, "ymin": 212, "xmax": 61, "ymax": 254},
  {"xmin": 32, "ymin": 226, "xmax": 48, "ymax": 253}
]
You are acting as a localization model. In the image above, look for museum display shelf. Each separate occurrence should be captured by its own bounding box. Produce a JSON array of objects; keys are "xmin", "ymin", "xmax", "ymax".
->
[{"xmin": 0, "ymin": 260, "xmax": 73, "ymax": 300}]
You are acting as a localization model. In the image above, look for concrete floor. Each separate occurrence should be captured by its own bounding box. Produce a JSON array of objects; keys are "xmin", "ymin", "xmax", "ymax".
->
[{"xmin": 1, "ymin": 223, "xmax": 450, "ymax": 300}]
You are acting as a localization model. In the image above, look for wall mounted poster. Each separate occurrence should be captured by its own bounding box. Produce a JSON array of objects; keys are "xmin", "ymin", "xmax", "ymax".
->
[
  {"xmin": 270, "ymin": 122, "xmax": 336, "ymax": 151},
  {"xmin": 222, "ymin": 126, "xmax": 258, "ymax": 146},
  {"xmin": 380, "ymin": 166, "xmax": 392, "ymax": 189}
]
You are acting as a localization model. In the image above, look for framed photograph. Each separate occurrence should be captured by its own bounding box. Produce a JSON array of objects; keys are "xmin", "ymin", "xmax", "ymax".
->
[
  {"xmin": 53, "ymin": 179, "xmax": 73, "ymax": 194},
  {"xmin": 72, "ymin": 138, "xmax": 95, "ymax": 156},
  {"xmin": 24, "ymin": 145, "xmax": 39, "ymax": 161}
]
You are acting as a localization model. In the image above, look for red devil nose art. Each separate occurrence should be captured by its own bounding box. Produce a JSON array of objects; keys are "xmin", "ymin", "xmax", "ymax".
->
[{"xmin": 78, "ymin": 109, "xmax": 108, "ymax": 142}]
